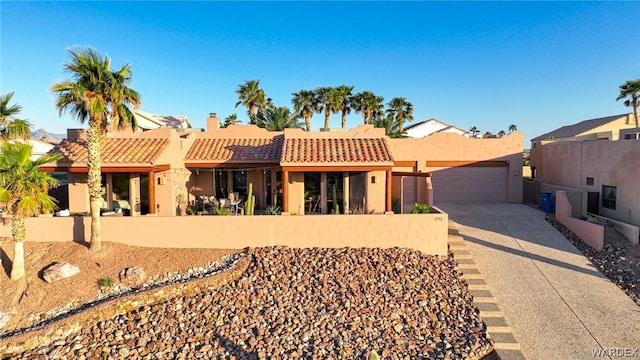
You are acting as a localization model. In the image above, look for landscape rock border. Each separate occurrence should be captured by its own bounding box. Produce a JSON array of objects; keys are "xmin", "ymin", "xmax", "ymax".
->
[{"xmin": 0, "ymin": 251, "xmax": 250, "ymax": 357}]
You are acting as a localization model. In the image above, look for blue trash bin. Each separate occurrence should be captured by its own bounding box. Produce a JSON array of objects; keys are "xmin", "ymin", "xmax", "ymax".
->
[
  {"xmin": 549, "ymin": 193, "xmax": 556, "ymax": 213},
  {"xmin": 539, "ymin": 192, "xmax": 552, "ymax": 213}
]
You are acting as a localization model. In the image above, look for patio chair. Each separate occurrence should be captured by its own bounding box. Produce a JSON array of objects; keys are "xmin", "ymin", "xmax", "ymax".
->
[{"xmin": 228, "ymin": 192, "xmax": 242, "ymax": 215}]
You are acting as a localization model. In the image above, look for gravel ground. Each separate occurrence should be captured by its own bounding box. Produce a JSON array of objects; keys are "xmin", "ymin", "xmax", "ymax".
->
[
  {"xmin": 546, "ymin": 215, "xmax": 640, "ymax": 306},
  {"xmin": 7, "ymin": 247, "xmax": 493, "ymax": 359}
]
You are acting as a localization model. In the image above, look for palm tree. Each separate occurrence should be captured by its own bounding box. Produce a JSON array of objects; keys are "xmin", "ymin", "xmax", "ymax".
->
[
  {"xmin": 498, "ymin": 130, "xmax": 506, "ymax": 137},
  {"xmin": 371, "ymin": 112, "xmax": 405, "ymax": 138},
  {"xmin": 508, "ymin": 124, "xmax": 517, "ymax": 133},
  {"xmin": 50, "ymin": 48, "xmax": 140, "ymax": 252},
  {"xmin": 0, "ymin": 92, "xmax": 31, "ymax": 140},
  {"xmin": 386, "ymin": 97, "xmax": 414, "ymax": 133},
  {"xmin": 235, "ymin": 80, "xmax": 262, "ymax": 124},
  {"xmin": 292, "ymin": 89, "xmax": 319, "ymax": 132},
  {"xmin": 353, "ymin": 91, "xmax": 384, "ymax": 125},
  {"xmin": 0, "ymin": 142, "xmax": 62, "ymax": 279},
  {"xmin": 256, "ymin": 106, "xmax": 304, "ymax": 131},
  {"xmin": 315, "ymin": 86, "xmax": 340, "ymax": 129},
  {"xmin": 469, "ymin": 126, "xmax": 480, "ymax": 137},
  {"xmin": 255, "ymin": 89, "xmax": 273, "ymax": 116},
  {"xmin": 334, "ymin": 85, "xmax": 354, "ymax": 129},
  {"xmin": 223, "ymin": 113, "xmax": 239, "ymax": 128},
  {"xmin": 617, "ymin": 79, "xmax": 640, "ymax": 128}
]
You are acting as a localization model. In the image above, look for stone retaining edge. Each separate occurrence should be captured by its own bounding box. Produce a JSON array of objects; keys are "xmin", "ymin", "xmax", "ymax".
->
[{"xmin": 0, "ymin": 249, "xmax": 252, "ymax": 357}]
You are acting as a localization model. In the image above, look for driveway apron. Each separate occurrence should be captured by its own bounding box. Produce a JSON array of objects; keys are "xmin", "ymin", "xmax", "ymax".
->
[{"xmin": 438, "ymin": 203, "xmax": 640, "ymax": 360}]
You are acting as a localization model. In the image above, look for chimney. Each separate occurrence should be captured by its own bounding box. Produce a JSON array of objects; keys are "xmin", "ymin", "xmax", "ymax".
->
[
  {"xmin": 207, "ymin": 113, "xmax": 220, "ymax": 132},
  {"xmin": 66, "ymin": 128, "xmax": 87, "ymax": 139}
]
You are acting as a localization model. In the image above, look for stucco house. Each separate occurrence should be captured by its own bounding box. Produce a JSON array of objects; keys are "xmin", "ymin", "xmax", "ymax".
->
[
  {"xmin": 40, "ymin": 113, "xmax": 523, "ymax": 216},
  {"xmin": 133, "ymin": 109, "xmax": 192, "ymax": 131},
  {"xmin": 530, "ymin": 113, "xmax": 640, "ymax": 229},
  {"xmin": 404, "ymin": 118, "xmax": 469, "ymax": 138},
  {"xmin": 530, "ymin": 113, "xmax": 638, "ymax": 148}
]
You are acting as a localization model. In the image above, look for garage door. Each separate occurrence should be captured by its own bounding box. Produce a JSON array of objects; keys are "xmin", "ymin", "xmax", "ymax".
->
[{"xmin": 431, "ymin": 167, "xmax": 508, "ymax": 203}]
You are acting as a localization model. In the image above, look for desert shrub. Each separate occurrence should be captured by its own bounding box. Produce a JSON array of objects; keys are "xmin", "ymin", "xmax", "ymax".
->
[
  {"xmin": 392, "ymin": 198, "xmax": 401, "ymax": 214},
  {"xmin": 97, "ymin": 277, "xmax": 114, "ymax": 288},
  {"xmin": 264, "ymin": 205, "xmax": 281, "ymax": 215},
  {"xmin": 411, "ymin": 202, "xmax": 431, "ymax": 214},
  {"xmin": 212, "ymin": 209, "xmax": 231, "ymax": 216}
]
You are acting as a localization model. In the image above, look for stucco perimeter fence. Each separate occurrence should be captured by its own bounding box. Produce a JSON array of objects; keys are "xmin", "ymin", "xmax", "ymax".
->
[
  {"xmin": 555, "ymin": 190, "xmax": 604, "ymax": 251},
  {"xmin": 0, "ymin": 211, "xmax": 449, "ymax": 256}
]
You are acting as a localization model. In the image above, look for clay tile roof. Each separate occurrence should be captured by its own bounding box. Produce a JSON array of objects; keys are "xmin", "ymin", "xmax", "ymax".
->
[
  {"xmin": 282, "ymin": 138, "xmax": 393, "ymax": 164},
  {"xmin": 185, "ymin": 137, "xmax": 283, "ymax": 163},
  {"xmin": 49, "ymin": 138, "xmax": 169, "ymax": 165}
]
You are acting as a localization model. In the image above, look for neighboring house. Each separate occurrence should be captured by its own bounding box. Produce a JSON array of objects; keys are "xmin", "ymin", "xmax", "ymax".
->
[
  {"xmin": 133, "ymin": 109, "xmax": 191, "ymax": 131},
  {"xmin": 404, "ymin": 118, "xmax": 469, "ymax": 138},
  {"xmin": 530, "ymin": 113, "xmax": 640, "ymax": 228},
  {"xmin": 27, "ymin": 139, "xmax": 57, "ymax": 161},
  {"xmin": 41, "ymin": 114, "xmax": 523, "ymax": 216},
  {"xmin": 530, "ymin": 113, "xmax": 638, "ymax": 148}
]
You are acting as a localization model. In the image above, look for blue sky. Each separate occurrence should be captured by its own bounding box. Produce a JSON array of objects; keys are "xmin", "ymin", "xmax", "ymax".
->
[{"xmin": 2, "ymin": 1, "xmax": 639, "ymax": 145}]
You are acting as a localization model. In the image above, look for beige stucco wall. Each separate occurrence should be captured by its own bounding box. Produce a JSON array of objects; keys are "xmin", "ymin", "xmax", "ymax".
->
[
  {"xmin": 366, "ymin": 171, "xmax": 387, "ymax": 213},
  {"xmin": 556, "ymin": 191, "xmax": 604, "ymax": 251},
  {"xmin": 389, "ymin": 132, "xmax": 523, "ymax": 203},
  {"xmin": 67, "ymin": 173, "xmax": 89, "ymax": 214},
  {"xmin": 0, "ymin": 212, "xmax": 449, "ymax": 256},
  {"xmin": 531, "ymin": 140, "xmax": 640, "ymax": 227},
  {"xmin": 287, "ymin": 172, "xmax": 306, "ymax": 215}
]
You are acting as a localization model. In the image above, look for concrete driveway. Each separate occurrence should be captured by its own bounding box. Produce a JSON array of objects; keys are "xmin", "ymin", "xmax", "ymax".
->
[{"xmin": 438, "ymin": 203, "xmax": 640, "ymax": 360}]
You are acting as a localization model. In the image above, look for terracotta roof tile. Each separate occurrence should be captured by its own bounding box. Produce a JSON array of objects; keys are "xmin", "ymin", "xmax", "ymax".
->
[
  {"xmin": 185, "ymin": 137, "xmax": 283, "ymax": 163},
  {"xmin": 282, "ymin": 138, "xmax": 393, "ymax": 164},
  {"xmin": 49, "ymin": 138, "xmax": 169, "ymax": 165}
]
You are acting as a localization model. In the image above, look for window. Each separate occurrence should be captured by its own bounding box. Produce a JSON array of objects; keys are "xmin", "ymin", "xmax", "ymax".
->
[
  {"xmin": 601, "ymin": 185, "xmax": 616, "ymax": 210},
  {"xmin": 623, "ymin": 133, "xmax": 638, "ymax": 140},
  {"xmin": 586, "ymin": 177, "xmax": 594, "ymax": 186}
]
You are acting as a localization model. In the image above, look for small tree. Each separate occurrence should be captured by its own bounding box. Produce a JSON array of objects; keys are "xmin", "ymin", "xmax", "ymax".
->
[{"xmin": 0, "ymin": 142, "xmax": 62, "ymax": 280}]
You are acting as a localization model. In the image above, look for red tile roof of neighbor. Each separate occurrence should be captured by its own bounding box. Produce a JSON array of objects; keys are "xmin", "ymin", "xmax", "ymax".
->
[
  {"xmin": 281, "ymin": 138, "xmax": 393, "ymax": 164},
  {"xmin": 185, "ymin": 137, "xmax": 284, "ymax": 163},
  {"xmin": 49, "ymin": 138, "xmax": 169, "ymax": 165}
]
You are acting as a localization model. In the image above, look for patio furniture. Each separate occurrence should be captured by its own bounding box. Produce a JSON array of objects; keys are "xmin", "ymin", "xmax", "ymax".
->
[{"xmin": 228, "ymin": 192, "xmax": 242, "ymax": 215}]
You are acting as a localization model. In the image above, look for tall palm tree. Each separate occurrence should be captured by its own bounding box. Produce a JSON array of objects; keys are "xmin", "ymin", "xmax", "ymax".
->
[
  {"xmin": 371, "ymin": 112, "xmax": 405, "ymax": 138},
  {"xmin": 334, "ymin": 85, "xmax": 354, "ymax": 129},
  {"xmin": 498, "ymin": 130, "xmax": 506, "ymax": 137},
  {"xmin": 315, "ymin": 86, "xmax": 340, "ymax": 129},
  {"xmin": 0, "ymin": 142, "xmax": 62, "ymax": 279},
  {"xmin": 292, "ymin": 89, "xmax": 319, "ymax": 132},
  {"xmin": 223, "ymin": 113, "xmax": 239, "ymax": 128},
  {"xmin": 0, "ymin": 92, "xmax": 31, "ymax": 140},
  {"xmin": 235, "ymin": 80, "xmax": 263, "ymax": 124},
  {"xmin": 50, "ymin": 48, "xmax": 140, "ymax": 252},
  {"xmin": 617, "ymin": 79, "xmax": 640, "ymax": 128},
  {"xmin": 256, "ymin": 106, "xmax": 304, "ymax": 131},
  {"xmin": 469, "ymin": 126, "xmax": 480, "ymax": 137},
  {"xmin": 353, "ymin": 91, "xmax": 384, "ymax": 125},
  {"xmin": 508, "ymin": 124, "xmax": 517, "ymax": 133},
  {"xmin": 386, "ymin": 97, "xmax": 414, "ymax": 133}
]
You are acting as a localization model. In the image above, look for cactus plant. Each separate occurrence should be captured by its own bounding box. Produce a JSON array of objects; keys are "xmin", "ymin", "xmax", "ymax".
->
[
  {"xmin": 332, "ymin": 183, "xmax": 339, "ymax": 214},
  {"xmin": 245, "ymin": 182, "xmax": 255, "ymax": 216}
]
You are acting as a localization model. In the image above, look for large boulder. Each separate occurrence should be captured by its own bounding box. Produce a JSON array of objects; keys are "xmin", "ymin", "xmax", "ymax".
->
[
  {"xmin": 42, "ymin": 262, "xmax": 80, "ymax": 283},
  {"xmin": 119, "ymin": 267, "xmax": 147, "ymax": 287}
]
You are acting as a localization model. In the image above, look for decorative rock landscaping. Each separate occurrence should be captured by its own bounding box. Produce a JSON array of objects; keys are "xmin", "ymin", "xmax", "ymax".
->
[
  {"xmin": 2, "ymin": 247, "xmax": 492, "ymax": 359},
  {"xmin": 547, "ymin": 215, "xmax": 640, "ymax": 307}
]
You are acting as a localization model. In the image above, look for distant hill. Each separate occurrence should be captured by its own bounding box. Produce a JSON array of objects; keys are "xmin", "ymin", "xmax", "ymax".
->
[{"xmin": 31, "ymin": 129, "xmax": 65, "ymax": 143}]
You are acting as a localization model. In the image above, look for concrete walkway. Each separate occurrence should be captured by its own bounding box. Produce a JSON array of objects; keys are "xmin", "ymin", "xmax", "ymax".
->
[{"xmin": 438, "ymin": 204, "xmax": 640, "ymax": 360}]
